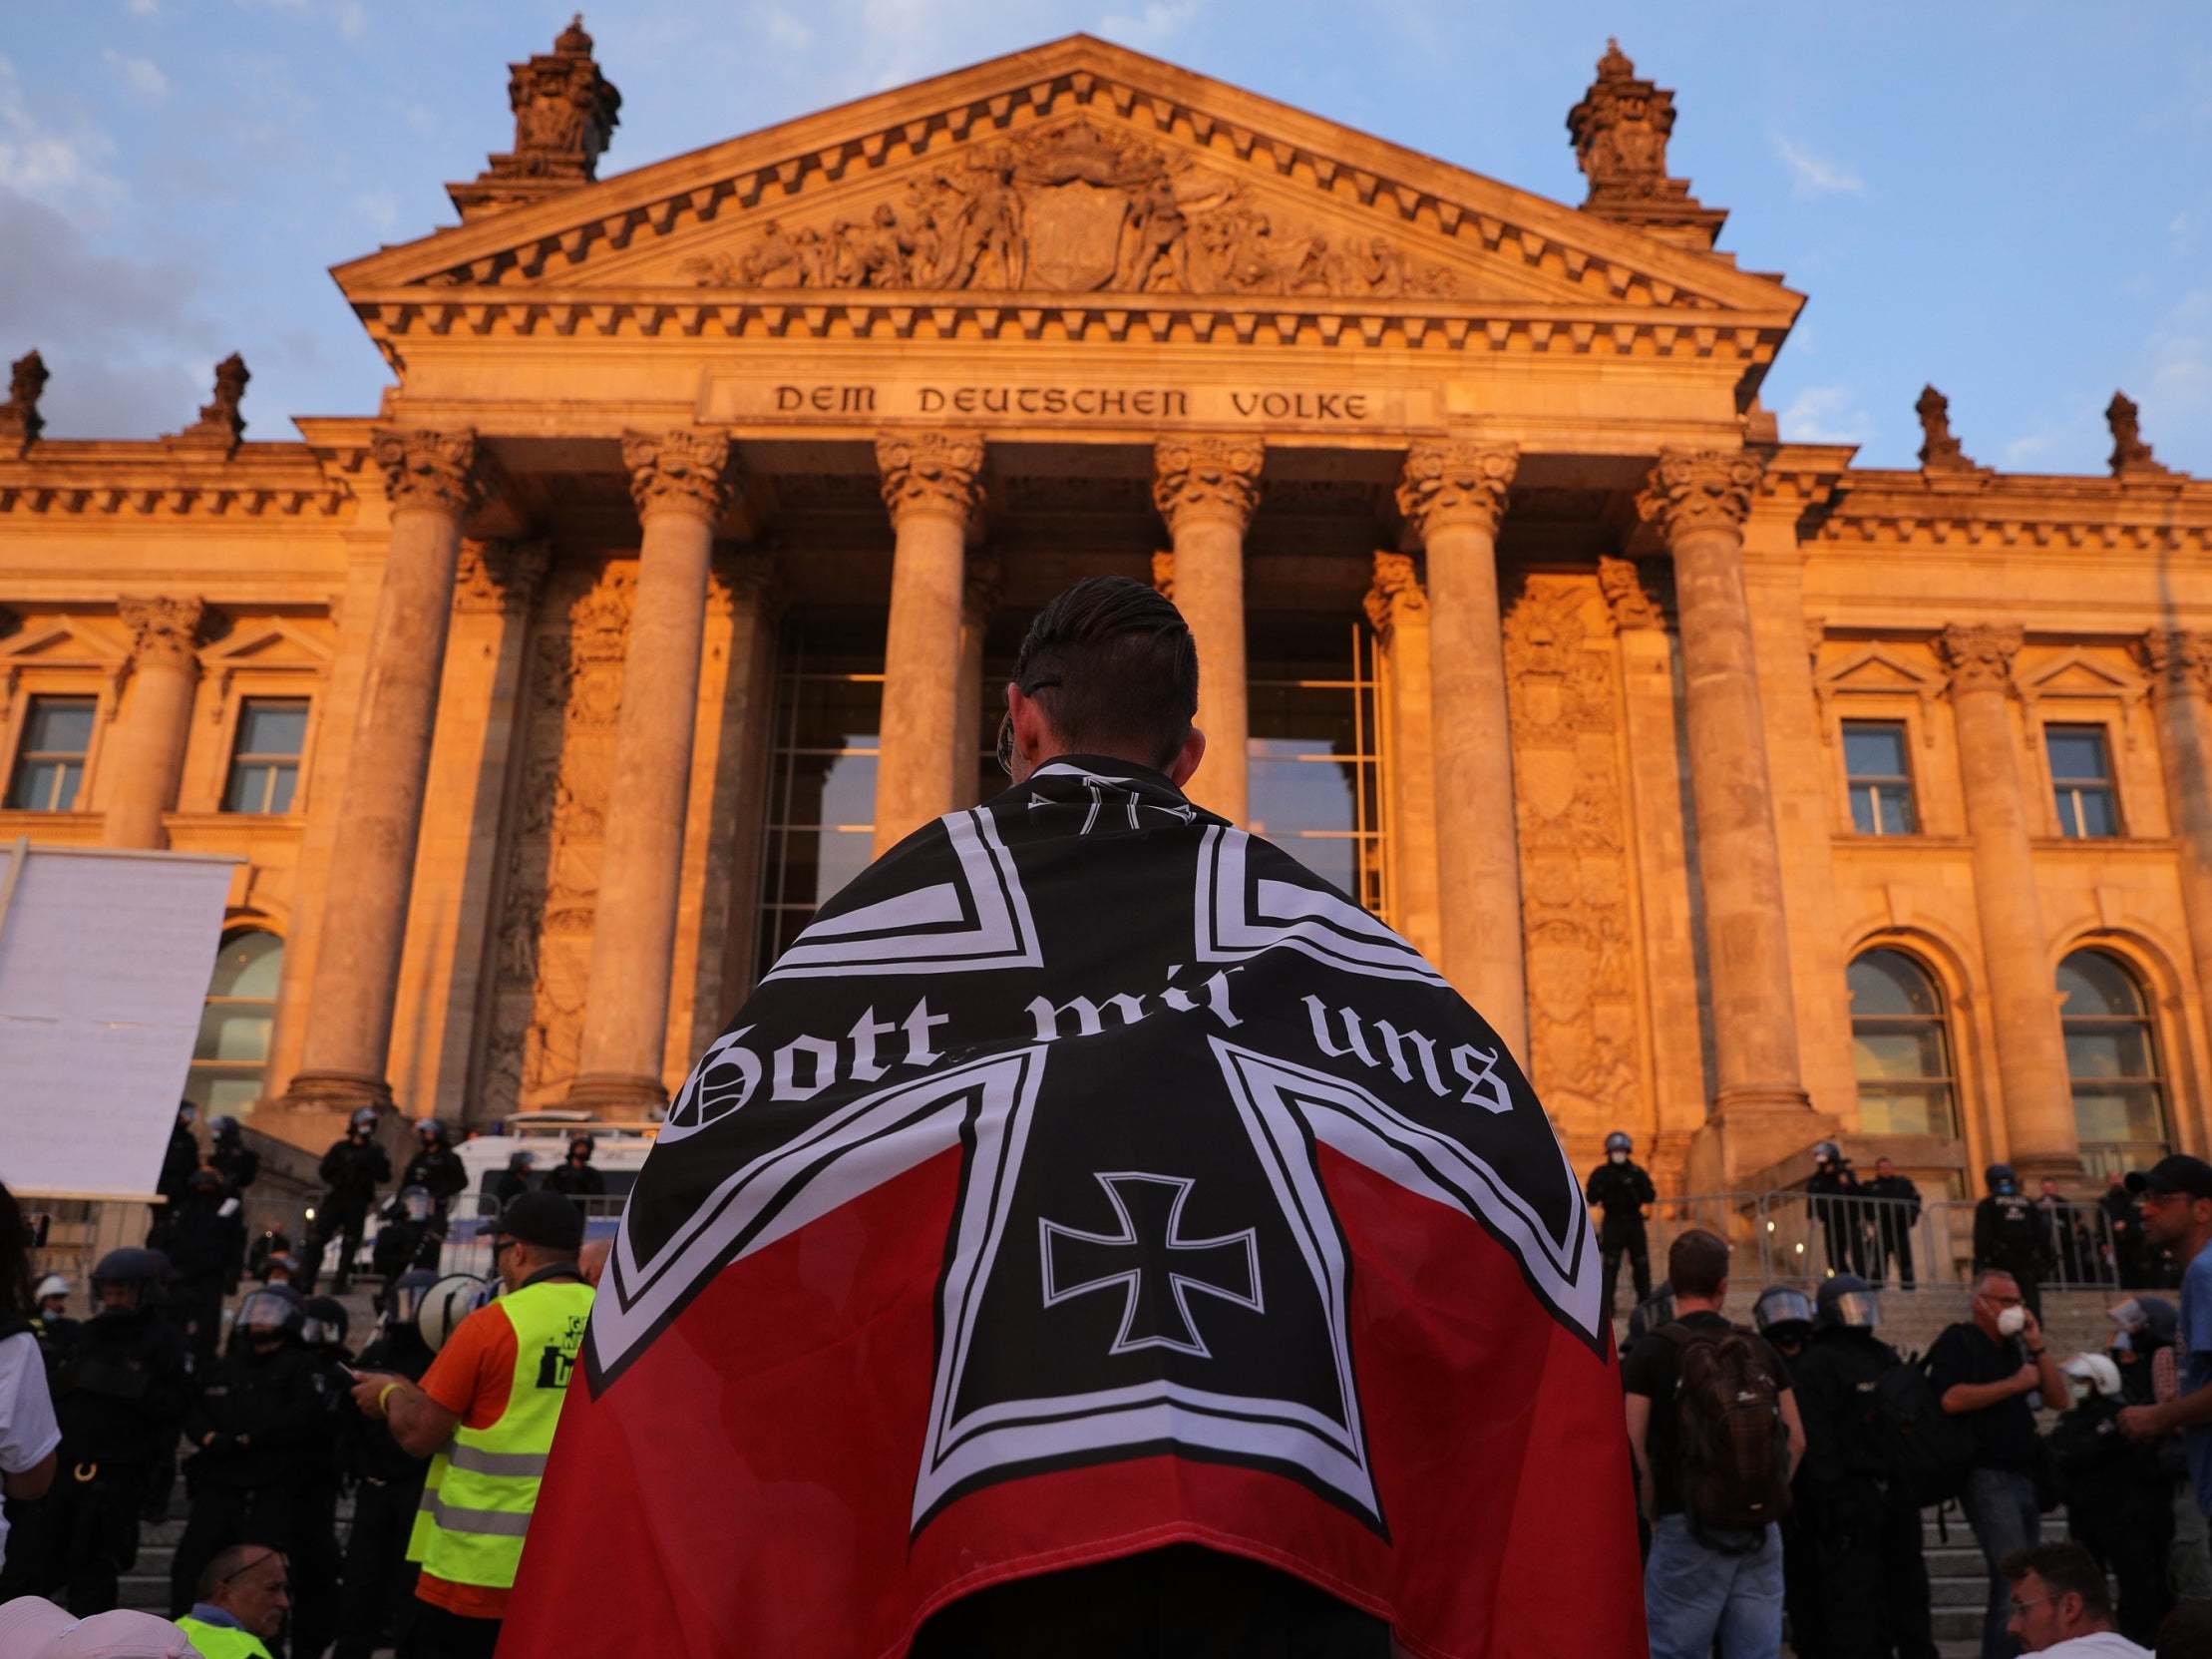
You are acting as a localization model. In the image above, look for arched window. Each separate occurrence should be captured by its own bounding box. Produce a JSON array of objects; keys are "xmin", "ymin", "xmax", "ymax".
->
[
  {"xmin": 184, "ymin": 930, "xmax": 283, "ymax": 1117},
  {"xmin": 2058, "ymin": 949, "xmax": 2170, "ymax": 1176},
  {"xmin": 1848, "ymin": 948, "xmax": 1958, "ymax": 1137}
]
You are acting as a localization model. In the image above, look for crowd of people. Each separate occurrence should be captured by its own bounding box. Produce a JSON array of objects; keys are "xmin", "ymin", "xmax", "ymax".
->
[
  {"xmin": 0, "ymin": 1100, "xmax": 603, "ymax": 1659},
  {"xmin": 1613, "ymin": 1149, "xmax": 2212, "ymax": 1659}
]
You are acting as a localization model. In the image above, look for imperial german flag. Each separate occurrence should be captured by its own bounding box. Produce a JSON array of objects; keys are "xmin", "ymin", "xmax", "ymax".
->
[{"xmin": 503, "ymin": 757, "xmax": 1644, "ymax": 1658}]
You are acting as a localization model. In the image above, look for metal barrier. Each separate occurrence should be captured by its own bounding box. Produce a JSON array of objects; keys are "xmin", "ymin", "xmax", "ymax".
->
[
  {"xmin": 435, "ymin": 1193, "xmax": 626, "ymax": 1281},
  {"xmin": 20, "ymin": 1192, "xmax": 158, "ymax": 1299}
]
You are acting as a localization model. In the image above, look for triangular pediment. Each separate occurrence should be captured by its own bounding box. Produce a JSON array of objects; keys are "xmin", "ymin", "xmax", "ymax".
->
[
  {"xmin": 0, "ymin": 620, "xmax": 127, "ymax": 668},
  {"xmin": 2020, "ymin": 652, "xmax": 2140, "ymax": 700},
  {"xmin": 199, "ymin": 622, "xmax": 333, "ymax": 670},
  {"xmin": 1817, "ymin": 646, "xmax": 1941, "ymax": 696},
  {"xmin": 335, "ymin": 36, "xmax": 1799, "ymax": 322}
]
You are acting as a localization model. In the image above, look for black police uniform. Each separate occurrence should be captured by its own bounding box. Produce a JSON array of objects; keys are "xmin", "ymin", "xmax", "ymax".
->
[
  {"xmin": 156, "ymin": 1119, "xmax": 200, "ymax": 1217},
  {"xmin": 1859, "ymin": 1171, "xmax": 1922, "ymax": 1289},
  {"xmin": 543, "ymin": 1157, "xmax": 605, "ymax": 1201},
  {"xmin": 2103, "ymin": 1184, "xmax": 2150, "ymax": 1287},
  {"xmin": 307, "ymin": 1135, "xmax": 393, "ymax": 1293},
  {"xmin": 287, "ymin": 1324, "xmax": 355, "ymax": 1659},
  {"xmin": 163, "ymin": 1188, "xmax": 247, "ymax": 1368},
  {"xmin": 1584, "ymin": 1156, "xmax": 1656, "ymax": 1318},
  {"xmin": 2047, "ymin": 1387, "xmax": 2173, "ymax": 1644},
  {"xmin": 333, "ymin": 1322, "xmax": 434, "ymax": 1659},
  {"xmin": 487, "ymin": 1166, "xmax": 532, "ymax": 1214},
  {"xmin": 401, "ymin": 1144, "xmax": 470, "ymax": 1218},
  {"xmin": 1787, "ymin": 1325, "xmax": 1939, "ymax": 1659},
  {"xmin": 1973, "ymin": 1189, "xmax": 2052, "ymax": 1319},
  {"xmin": 1806, "ymin": 1161, "xmax": 1865, "ymax": 1277},
  {"xmin": 36, "ymin": 1304, "xmax": 191, "ymax": 1614},
  {"xmin": 210, "ymin": 1133, "xmax": 259, "ymax": 1199},
  {"xmin": 170, "ymin": 1332, "xmax": 332, "ymax": 1615}
]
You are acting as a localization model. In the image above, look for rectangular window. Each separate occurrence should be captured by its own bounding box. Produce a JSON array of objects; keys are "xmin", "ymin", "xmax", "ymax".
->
[
  {"xmin": 2047, "ymin": 723, "xmax": 2120, "ymax": 838},
  {"xmin": 1841, "ymin": 719, "xmax": 1917, "ymax": 835},
  {"xmin": 1247, "ymin": 621, "xmax": 1385, "ymax": 914},
  {"xmin": 4, "ymin": 695, "xmax": 96, "ymax": 811},
  {"xmin": 221, "ymin": 698, "xmax": 310, "ymax": 814}
]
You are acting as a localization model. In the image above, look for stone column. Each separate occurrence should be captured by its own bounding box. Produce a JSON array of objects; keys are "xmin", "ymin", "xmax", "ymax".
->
[
  {"xmin": 1153, "ymin": 437, "xmax": 1263, "ymax": 825},
  {"xmin": 567, "ymin": 430, "xmax": 734, "ymax": 1112},
  {"xmin": 1363, "ymin": 552, "xmax": 1442, "ymax": 965},
  {"xmin": 281, "ymin": 429, "xmax": 484, "ymax": 1117},
  {"xmin": 103, "ymin": 597, "xmax": 207, "ymax": 848},
  {"xmin": 955, "ymin": 552, "xmax": 1002, "ymax": 807},
  {"xmin": 1397, "ymin": 441, "xmax": 1526, "ymax": 1059},
  {"xmin": 873, "ymin": 432, "xmax": 983, "ymax": 855},
  {"xmin": 1637, "ymin": 451, "xmax": 1810, "ymax": 1125},
  {"xmin": 1936, "ymin": 623, "xmax": 2079, "ymax": 1173},
  {"xmin": 2136, "ymin": 630, "xmax": 2212, "ymax": 1064}
]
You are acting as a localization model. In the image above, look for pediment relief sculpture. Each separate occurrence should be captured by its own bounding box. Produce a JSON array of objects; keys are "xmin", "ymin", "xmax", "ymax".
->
[{"xmin": 673, "ymin": 116, "xmax": 1458, "ymax": 298}]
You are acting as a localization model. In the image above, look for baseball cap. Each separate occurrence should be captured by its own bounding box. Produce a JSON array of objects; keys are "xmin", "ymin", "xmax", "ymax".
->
[
  {"xmin": 496, "ymin": 1189, "xmax": 585, "ymax": 1252},
  {"xmin": 2125, "ymin": 1154, "xmax": 2212, "ymax": 1200}
]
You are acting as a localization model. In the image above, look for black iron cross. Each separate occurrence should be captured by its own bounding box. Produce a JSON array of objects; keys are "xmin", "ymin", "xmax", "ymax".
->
[{"xmin": 1039, "ymin": 1172, "xmax": 1263, "ymax": 1359}]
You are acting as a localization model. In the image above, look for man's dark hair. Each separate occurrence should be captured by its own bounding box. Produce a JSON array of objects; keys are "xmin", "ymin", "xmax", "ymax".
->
[
  {"xmin": 2156, "ymin": 1598, "xmax": 2212, "ymax": 1659},
  {"xmin": 0, "ymin": 1180, "xmax": 34, "ymax": 1317},
  {"xmin": 199, "ymin": 1542, "xmax": 280, "ymax": 1600},
  {"xmin": 1011, "ymin": 576, "xmax": 1198, "ymax": 770},
  {"xmin": 1666, "ymin": 1229, "xmax": 1730, "ymax": 1300},
  {"xmin": 2001, "ymin": 1542, "xmax": 2111, "ymax": 1618}
]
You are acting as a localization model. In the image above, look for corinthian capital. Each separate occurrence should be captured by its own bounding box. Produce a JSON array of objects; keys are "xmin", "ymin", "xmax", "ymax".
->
[
  {"xmin": 1637, "ymin": 449, "xmax": 1762, "ymax": 543},
  {"xmin": 2134, "ymin": 628, "xmax": 2212, "ymax": 699},
  {"xmin": 1936, "ymin": 622, "xmax": 2024, "ymax": 695},
  {"xmin": 1395, "ymin": 441, "xmax": 1516, "ymax": 541},
  {"xmin": 370, "ymin": 428, "xmax": 485, "ymax": 517},
  {"xmin": 876, "ymin": 431, "xmax": 986, "ymax": 532},
  {"xmin": 1153, "ymin": 436, "xmax": 1264, "ymax": 533},
  {"xmin": 1362, "ymin": 551, "xmax": 1427, "ymax": 641},
  {"xmin": 622, "ymin": 428, "xmax": 735, "ymax": 523},
  {"xmin": 118, "ymin": 596, "xmax": 209, "ymax": 670}
]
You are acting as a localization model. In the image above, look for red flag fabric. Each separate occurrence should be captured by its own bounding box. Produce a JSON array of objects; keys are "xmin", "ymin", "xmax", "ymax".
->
[{"xmin": 502, "ymin": 761, "xmax": 1644, "ymax": 1657}]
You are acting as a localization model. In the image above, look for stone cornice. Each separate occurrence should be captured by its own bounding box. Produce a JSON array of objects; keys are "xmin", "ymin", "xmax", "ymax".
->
[
  {"xmin": 334, "ymin": 38, "xmax": 1799, "ymax": 321},
  {"xmin": 1811, "ymin": 467, "xmax": 2212, "ymax": 555},
  {"xmin": 0, "ymin": 442, "xmax": 353, "ymax": 519}
]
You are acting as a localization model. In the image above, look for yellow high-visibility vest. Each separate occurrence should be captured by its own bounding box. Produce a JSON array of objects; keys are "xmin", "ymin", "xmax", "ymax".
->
[
  {"xmin": 408, "ymin": 1271, "xmax": 594, "ymax": 1590},
  {"xmin": 177, "ymin": 1616, "xmax": 274, "ymax": 1659}
]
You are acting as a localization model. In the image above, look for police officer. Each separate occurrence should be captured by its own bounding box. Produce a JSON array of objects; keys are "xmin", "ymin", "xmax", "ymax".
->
[
  {"xmin": 486, "ymin": 1152, "xmax": 535, "ymax": 1217},
  {"xmin": 1974, "ymin": 1162, "xmax": 2053, "ymax": 1320},
  {"xmin": 373, "ymin": 1187, "xmax": 438, "ymax": 1289},
  {"xmin": 1584, "ymin": 1131, "xmax": 1656, "ymax": 1320},
  {"xmin": 1754, "ymin": 1286, "xmax": 1824, "ymax": 1658},
  {"xmin": 334, "ymin": 1272, "xmax": 436, "ymax": 1659},
  {"xmin": 1859, "ymin": 1156, "xmax": 1923, "ymax": 1290},
  {"xmin": 157, "ymin": 1102, "xmax": 203, "ymax": 1229},
  {"xmin": 287, "ymin": 1297, "xmax": 355, "ymax": 1659},
  {"xmin": 305, "ymin": 1108, "xmax": 392, "ymax": 1295},
  {"xmin": 2047, "ymin": 1352, "xmax": 2171, "ymax": 1644},
  {"xmin": 349, "ymin": 1191, "xmax": 593, "ymax": 1658},
  {"xmin": 541, "ymin": 1133, "xmax": 605, "ymax": 1205},
  {"xmin": 402, "ymin": 1120, "xmax": 469, "ymax": 1222},
  {"xmin": 35, "ymin": 1247, "xmax": 191, "ymax": 1614},
  {"xmin": 170, "ymin": 1284, "xmax": 332, "ymax": 1619},
  {"xmin": 1786, "ymin": 1276, "xmax": 1938, "ymax": 1659},
  {"xmin": 30, "ymin": 1274, "xmax": 76, "ymax": 1349},
  {"xmin": 166, "ymin": 1169, "xmax": 246, "ymax": 1369},
  {"xmin": 2104, "ymin": 1172, "xmax": 2150, "ymax": 1288},
  {"xmin": 1807, "ymin": 1140, "xmax": 1865, "ymax": 1278},
  {"xmin": 207, "ymin": 1117, "xmax": 259, "ymax": 1201}
]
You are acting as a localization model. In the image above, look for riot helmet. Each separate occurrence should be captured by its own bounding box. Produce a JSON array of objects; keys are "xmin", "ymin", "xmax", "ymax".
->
[
  {"xmin": 232, "ymin": 1283, "xmax": 305, "ymax": 1349},
  {"xmin": 1815, "ymin": 1273, "xmax": 1881, "ymax": 1331},
  {"xmin": 1812, "ymin": 1140, "xmax": 1841, "ymax": 1166},
  {"xmin": 567, "ymin": 1132, "xmax": 596, "ymax": 1162},
  {"xmin": 210, "ymin": 1115, "xmax": 241, "ymax": 1143},
  {"xmin": 1986, "ymin": 1162, "xmax": 2018, "ymax": 1196},
  {"xmin": 2060, "ymin": 1352, "xmax": 2122, "ymax": 1403},
  {"xmin": 508, "ymin": 1149, "xmax": 536, "ymax": 1173},
  {"xmin": 415, "ymin": 1116, "xmax": 450, "ymax": 1147},
  {"xmin": 2111, "ymin": 1295, "xmax": 2178, "ymax": 1349},
  {"xmin": 384, "ymin": 1268, "xmax": 440, "ymax": 1331},
  {"xmin": 398, "ymin": 1185, "xmax": 434, "ymax": 1224},
  {"xmin": 1752, "ymin": 1285, "xmax": 1816, "ymax": 1341},
  {"xmin": 418, "ymin": 1274, "xmax": 493, "ymax": 1352},
  {"xmin": 1625, "ymin": 1281, "xmax": 1675, "ymax": 1347},
  {"xmin": 301, "ymin": 1295, "xmax": 350, "ymax": 1351},
  {"xmin": 348, "ymin": 1106, "xmax": 379, "ymax": 1136},
  {"xmin": 261, "ymin": 1252, "xmax": 299, "ymax": 1285},
  {"xmin": 1604, "ymin": 1131, "xmax": 1632, "ymax": 1161},
  {"xmin": 34, "ymin": 1273, "xmax": 70, "ymax": 1309},
  {"xmin": 91, "ymin": 1247, "xmax": 169, "ymax": 1306}
]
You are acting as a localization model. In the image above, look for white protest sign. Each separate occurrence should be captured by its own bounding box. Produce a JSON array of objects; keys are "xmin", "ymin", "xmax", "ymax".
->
[{"xmin": 0, "ymin": 841, "xmax": 238, "ymax": 1198}]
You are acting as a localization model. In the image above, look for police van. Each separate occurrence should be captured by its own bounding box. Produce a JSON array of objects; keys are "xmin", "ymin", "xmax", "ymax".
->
[{"xmin": 445, "ymin": 1111, "xmax": 656, "ymax": 1269}]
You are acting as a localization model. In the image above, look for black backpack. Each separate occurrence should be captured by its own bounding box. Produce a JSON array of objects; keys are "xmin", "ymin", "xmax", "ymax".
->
[
  {"xmin": 1851, "ymin": 1349, "xmax": 1976, "ymax": 1506},
  {"xmin": 1661, "ymin": 1322, "xmax": 1793, "ymax": 1543}
]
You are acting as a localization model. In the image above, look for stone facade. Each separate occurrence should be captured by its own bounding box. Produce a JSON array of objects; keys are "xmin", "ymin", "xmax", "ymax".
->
[{"xmin": 3, "ymin": 31, "xmax": 2208, "ymax": 1197}]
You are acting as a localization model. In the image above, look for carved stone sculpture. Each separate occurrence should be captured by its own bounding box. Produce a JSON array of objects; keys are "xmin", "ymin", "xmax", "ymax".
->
[
  {"xmin": 680, "ymin": 115, "xmax": 1458, "ymax": 298},
  {"xmin": 1637, "ymin": 449, "xmax": 1761, "ymax": 542},
  {"xmin": 876, "ymin": 431, "xmax": 987, "ymax": 531},
  {"xmin": 370, "ymin": 428, "xmax": 486, "ymax": 517},
  {"xmin": 1150, "ymin": 550, "xmax": 1176, "ymax": 601},
  {"xmin": 2135, "ymin": 629, "xmax": 2212, "ymax": 699},
  {"xmin": 1565, "ymin": 40, "xmax": 1724, "ymax": 247},
  {"xmin": 176, "ymin": 353, "xmax": 249, "ymax": 451},
  {"xmin": 1396, "ymin": 441, "xmax": 1516, "ymax": 539},
  {"xmin": 119, "ymin": 596, "xmax": 209, "ymax": 670},
  {"xmin": 455, "ymin": 539, "xmax": 552, "ymax": 614},
  {"xmin": 451, "ymin": 15, "xmax": 621, "ymax": 219},
  {"xmin": 1936, "ymin": 622, "xmax": 2024, "ymax": 695},
  {"xmin": 622, "ymin": 429, "xmax": 735, "ymax": 522},
  {"xmin": 1596, "ymin": 555, "xmax": 1666, "ymax": 631},
  {"xmin": 1, "ymin": 349, "xmax": 47, "ymax": 455},
  {"xmin": 1153, "ymin": 437, "xmax": 1264, "ymax": 531},
  {"xmin": 2107, "ymin": 391, "xmax": 2172, "ymax": 478},
  {"xmin": 1915, "ymin": 384, "xmax": 1975, "ymax": 472},
  {"xmin": 1363, "ymin": 551, "xmax": 1427, "ymax": 640}
]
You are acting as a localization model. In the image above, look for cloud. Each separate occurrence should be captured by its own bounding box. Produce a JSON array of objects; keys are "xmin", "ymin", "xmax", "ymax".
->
[
  {"xmin": 0, "ymin": 185, "xmax": 219, "ymax": 438},
  {"xmin": 759, "ymin": 7, "xmax": 813, "ymax": 51},
  {"xmin": 1771, "ymin": 134, "xmax": 1864, "ymax": 201},
  {"xmin": 102, "ymin": 49, "xmax": 170, "ymax": 101},
  {"xmin": 126, "ymin": 0, "xmax": 159, "ymax": 13},
  {"xmin": 2146, "ymin": 286, "xmax": 2212, "ymax": 418},
  {"xmin": 1098, "ymin": 0, "xmax": 1199, "ymax": 50},
  {"xmin": 354, "ymin": 188, "xmax": 400, "ymax": 234},
  {"xmin": 0, "ymin": 53, "xmax": 123, "ymax": 214},
  {"xmin": 332, "ymin": 0, "xmax": 366, "ymax": 43},
  {"xmin": 1778, "ymin": 384, "xmax": 1873, "ymax": 445}
]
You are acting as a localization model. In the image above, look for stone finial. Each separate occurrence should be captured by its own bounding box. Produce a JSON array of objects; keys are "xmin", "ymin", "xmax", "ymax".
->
[
  {"xmin": 1915, "ymin": 384, "xmax": 1976, "ymax": 472},
  {"xmin": 1, "ymin": 349, "xmax": 48, "ymax": 455},
  {"xmin": 448, "ymin": 15, "xmax": 622, "ymax": 221},
  {"xmin": 175, "ymin": 353, "xmax": 249, "ymax": 452},
  {"xmin": 2107, "ymin": 391, "xmax": 2173, "ymax": 479},
  {"xmin": 1565, "ymin": 40, "xmax": 1725, "ymax": 249}
]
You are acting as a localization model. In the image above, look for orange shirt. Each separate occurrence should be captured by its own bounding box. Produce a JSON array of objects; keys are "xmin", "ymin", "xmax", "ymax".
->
[{"xmin": 412, "ymin": 1303, "xmax": 520, "ymax": 1621}]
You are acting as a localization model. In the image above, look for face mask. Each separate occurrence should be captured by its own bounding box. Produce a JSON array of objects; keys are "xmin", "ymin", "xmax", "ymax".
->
[
  {"xmin": 2111, "ymin": 1333, "xmax": 2133, "ymax": 1354},
  {"xmin": 1997, "ymin": 1306, "xmax": 2027, "ymax": 1338},
  {"xmin": 1608, "ymin": 1150, "xmax": 1627, "ymax": 1164}
]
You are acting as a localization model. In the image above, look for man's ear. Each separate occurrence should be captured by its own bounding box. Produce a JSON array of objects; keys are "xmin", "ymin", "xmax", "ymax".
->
[
  {"xmin": 1007, "ymin": 683, "xmax": 1055, "ymax": 782},
  {"xmin": 1166, "ymin": 725, "xmax": 1206, "ymax": 789}
]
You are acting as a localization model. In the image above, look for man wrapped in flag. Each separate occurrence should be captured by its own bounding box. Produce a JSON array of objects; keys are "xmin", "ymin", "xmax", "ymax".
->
[{"xmin": 503, "ymin": 575, "xmax": 1644, "ymax": 1657}]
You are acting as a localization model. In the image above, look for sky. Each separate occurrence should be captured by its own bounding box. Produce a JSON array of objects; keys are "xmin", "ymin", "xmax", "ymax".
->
[{"xmin": 4, "ymin": 2, "xmax": 2210, "ymax": 476}]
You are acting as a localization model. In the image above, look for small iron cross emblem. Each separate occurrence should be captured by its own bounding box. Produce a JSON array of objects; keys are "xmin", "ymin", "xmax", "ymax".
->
[{"xmin": 1039, "ymin": 1172, "xmax": 1263, "ymax": 1359}]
